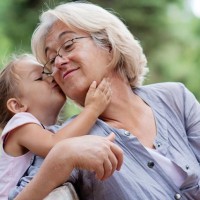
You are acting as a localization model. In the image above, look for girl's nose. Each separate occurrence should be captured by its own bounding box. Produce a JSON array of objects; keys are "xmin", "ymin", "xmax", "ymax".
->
[{"xmin": 43, "ymin": 74, "xmax": 54, "ymax": 83}]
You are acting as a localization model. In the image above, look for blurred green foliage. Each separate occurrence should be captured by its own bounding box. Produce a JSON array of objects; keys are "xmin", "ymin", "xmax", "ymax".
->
[{"xmin": 0, "ymin": 0, "xmax": 200, "ymax": 121}]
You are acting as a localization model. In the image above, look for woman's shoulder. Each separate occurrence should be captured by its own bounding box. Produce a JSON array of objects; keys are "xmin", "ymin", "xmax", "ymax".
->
[
  {"xmin": 139, "ymin": 82, "xmax": 187, "ymax": 98},
  {"xmin": 136, "ymin": 82, "xmax": 191, "ymax": 109},
  {"xmin": 142, "ymin": 82, "xmax": 186, "ymax": 92}
]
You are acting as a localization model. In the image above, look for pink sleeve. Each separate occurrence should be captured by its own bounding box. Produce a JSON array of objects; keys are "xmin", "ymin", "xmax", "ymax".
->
[{"xmin": 1, "ymin": 112, "xmax": 41, "ymax": 141}]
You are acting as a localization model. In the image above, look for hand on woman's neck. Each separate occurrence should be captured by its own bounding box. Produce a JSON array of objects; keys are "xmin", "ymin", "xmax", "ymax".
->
[{"xmin": 99, "ymin": 75, "xmax": 140, "ymax": 128}]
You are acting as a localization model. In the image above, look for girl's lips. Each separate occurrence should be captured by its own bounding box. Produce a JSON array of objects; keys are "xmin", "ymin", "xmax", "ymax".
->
[
  {"xmin": 52, "ymin": 83, "xmax": 63, "ymax": 93},
  {"xmin": 52, "ymin": 83, "xmax": 59, "ymax": 89}
]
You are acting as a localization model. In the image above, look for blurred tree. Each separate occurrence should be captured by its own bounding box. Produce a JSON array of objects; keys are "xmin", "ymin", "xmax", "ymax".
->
[{"xmin": 0, "ymin": 0, "xmax": 199, "ymax": 113}]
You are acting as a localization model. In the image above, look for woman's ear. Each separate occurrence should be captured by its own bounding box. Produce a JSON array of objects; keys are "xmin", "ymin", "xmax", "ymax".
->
[{"xmin": 7, "ymin": 98, "xmax": 28, "ymax": 114}]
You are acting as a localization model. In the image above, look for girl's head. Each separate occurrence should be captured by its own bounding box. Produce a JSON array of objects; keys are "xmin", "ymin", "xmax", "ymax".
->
[
  {"xmin": 32, "ymin": 2, "xmax": 148, "ymax": 89},
  {"xmin": 0, "ymin": 54, "xmax": 66, "ymax": 129}
]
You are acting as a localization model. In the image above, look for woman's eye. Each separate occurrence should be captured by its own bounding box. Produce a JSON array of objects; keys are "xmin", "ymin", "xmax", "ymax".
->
[{"xmin": 63, "ymin": 42, "xmax": 73, "ymax": 52}]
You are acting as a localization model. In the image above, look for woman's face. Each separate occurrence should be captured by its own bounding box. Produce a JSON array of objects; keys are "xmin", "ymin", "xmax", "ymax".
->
[{"xmin": 44, "ymin": 21, "xmax": 112, "ymax": 106}]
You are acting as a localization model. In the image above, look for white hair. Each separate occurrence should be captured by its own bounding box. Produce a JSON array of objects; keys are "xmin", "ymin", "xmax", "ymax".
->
[{"xmin": 32, "ymin": 1, "xmax": 148, "ymax": 87}]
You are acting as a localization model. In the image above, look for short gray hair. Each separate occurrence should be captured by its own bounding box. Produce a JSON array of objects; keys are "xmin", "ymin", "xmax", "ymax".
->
[{"xmin": 32, "ymin": 1, "xmax": 148, "ymax": 88}]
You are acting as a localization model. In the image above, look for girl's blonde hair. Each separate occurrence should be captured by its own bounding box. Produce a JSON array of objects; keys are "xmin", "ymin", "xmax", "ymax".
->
[
  {"xmin": 32, "ymin": 1, "xmax": 148, "ymax": 88},
  {"xmin": 0, "ymin": 54, "xmax": 36, "ymax": 128}
]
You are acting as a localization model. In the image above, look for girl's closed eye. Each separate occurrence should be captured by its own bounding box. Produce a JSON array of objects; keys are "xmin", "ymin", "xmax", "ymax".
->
[{"xmin": 35, "ymin": 77, "xmax": 43, "ymax": 81}]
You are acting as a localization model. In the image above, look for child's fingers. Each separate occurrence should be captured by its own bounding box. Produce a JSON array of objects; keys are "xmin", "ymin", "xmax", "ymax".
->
[
  {"xmin": 87, "ymin": 81, "xmax": 97, "ymax": 95},
  {"xmin": 84, "ymin": 81, "xmax": 97, "ymax": 106},
  {"xmin": 95, "ymin": 78, "xmax": 112, "ymax": 103},
  {"xmin": 102, "ymin": 79, "xmax": 112, "ymax": 100},
  {"xmin": 90, "ymin": 81, "xmax": 97, "ymax": 89},
  {"xmin": 97, "ymin": 78, "xmax": 110, "ymax": 94},
  {"xmin": 105, "ymin": 80, "xmax": 111, "ymax": 94},
  {"xmin": 105, "ymin": 85, "xmax": 112, "ymax": 101},
  {"xmin": 97, "ymin": 78, "xmax": 107, "ymax": 92}
]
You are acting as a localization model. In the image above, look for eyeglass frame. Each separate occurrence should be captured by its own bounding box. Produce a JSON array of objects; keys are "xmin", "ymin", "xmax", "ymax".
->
[{"xmin": 43, "ymin": 36, "xmax": 90, "ymax": 76}]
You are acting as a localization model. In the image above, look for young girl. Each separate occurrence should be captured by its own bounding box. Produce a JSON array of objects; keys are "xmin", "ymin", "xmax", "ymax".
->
[{"xmin": 0, "ymin": 54, "xmax": 111, "ymax": 199}]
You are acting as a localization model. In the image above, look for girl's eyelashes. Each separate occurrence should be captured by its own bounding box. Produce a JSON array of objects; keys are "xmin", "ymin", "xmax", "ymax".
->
[{"xmin": 35, "ymin": 77, "xmax": 43, "ymax": 81}]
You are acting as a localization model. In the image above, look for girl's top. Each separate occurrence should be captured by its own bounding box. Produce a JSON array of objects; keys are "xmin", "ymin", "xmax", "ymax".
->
[{"xmin": 0, "ymin": 112, "xmax": 41, "ymax": 200}]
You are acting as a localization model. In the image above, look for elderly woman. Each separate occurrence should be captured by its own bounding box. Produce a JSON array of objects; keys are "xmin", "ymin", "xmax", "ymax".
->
[{"xmin": 14, "ymin": 2, "xmax": 200, "ymax": 200}]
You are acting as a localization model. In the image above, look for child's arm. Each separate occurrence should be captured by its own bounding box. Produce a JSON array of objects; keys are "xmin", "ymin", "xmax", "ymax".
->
[{"xmin": 4, "ymin": 78, "xmax": 111, "ymax": 158}]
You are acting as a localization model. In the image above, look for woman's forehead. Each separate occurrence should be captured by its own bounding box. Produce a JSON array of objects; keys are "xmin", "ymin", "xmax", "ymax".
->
[
  {"xmin": 46, "ymin": 21, "xmax": 73, "ymax": 42},
  {"xmin": 44, "ymin": 21, "xmax": 84, "ymax": 55},
  {"xmin": 45, "ymin": 20, "xmax": 87, "ymax": 43}
]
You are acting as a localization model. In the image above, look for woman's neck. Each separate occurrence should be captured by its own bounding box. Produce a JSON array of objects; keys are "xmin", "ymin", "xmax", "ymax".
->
[
  {"xmin": 99, "ymin": 75, "xmax": 140, "ymax": 128},
  {"xmin": 99, "ymin": 75, "xmax": 157, "ymax": 149}
]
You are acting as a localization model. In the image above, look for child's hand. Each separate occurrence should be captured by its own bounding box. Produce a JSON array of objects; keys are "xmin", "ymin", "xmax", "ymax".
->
[{"xmin": 84, "ymin": 78, "xmax": 112, "ymax": 116}]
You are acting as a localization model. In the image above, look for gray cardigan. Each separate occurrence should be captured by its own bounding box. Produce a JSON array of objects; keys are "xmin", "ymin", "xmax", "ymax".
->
[
  {"xmin": 69, "ymin": 82, "xmax": 200, "ymax": 200},
  {"xmin": 10, "ymin": 82, "xmax": 200, "ymax": 200}
]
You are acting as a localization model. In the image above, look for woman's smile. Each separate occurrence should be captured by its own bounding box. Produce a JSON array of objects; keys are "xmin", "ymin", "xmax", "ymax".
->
[{"xmin": 62, "ymin": 67, "xmax": 79, "ymax": 80}]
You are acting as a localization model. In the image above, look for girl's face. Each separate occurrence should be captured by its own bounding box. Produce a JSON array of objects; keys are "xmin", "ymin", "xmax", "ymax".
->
[
  {"xmin": 44, "ymin": 21, "xmax": 113, "ymax": 106},
  {"xmin": 16, "ymin": 58, "xmax": 66, "ymax": 120}
]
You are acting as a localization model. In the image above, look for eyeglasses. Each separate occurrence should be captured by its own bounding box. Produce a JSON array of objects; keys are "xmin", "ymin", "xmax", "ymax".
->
[
  {"xmin": 43, "ymin": 36, "xmax": 90, "ymax": 75},
  {"xmin": 42, "ymin": 70, "xmax": 52, "ymax": 79}
]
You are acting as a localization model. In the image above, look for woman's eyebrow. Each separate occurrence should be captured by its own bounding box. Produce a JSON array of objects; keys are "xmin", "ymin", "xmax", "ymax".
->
[
  {"xmin": 45, "ymin": 31, "xmax": 75, "ymax": 55},
  {"xmin": 58, "ymin": 30, "xmax": 75, "ymax": 40}
]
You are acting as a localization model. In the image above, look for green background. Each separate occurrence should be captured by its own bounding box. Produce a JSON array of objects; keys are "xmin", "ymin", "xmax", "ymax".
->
[{"xmin": 0, "ymin": 0, "xmax": 200, "ymax": 121}]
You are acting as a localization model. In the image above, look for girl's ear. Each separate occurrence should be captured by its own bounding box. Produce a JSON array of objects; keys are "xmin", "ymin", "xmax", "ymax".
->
[{"xmin": 7, "ymin": 98, "xmax": 28, "ymax": 114}]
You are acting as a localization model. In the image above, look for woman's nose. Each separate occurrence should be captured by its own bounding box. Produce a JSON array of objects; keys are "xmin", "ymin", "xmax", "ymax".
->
[{"xmin": 54, "ymin": 54, "xmax": 70, "ymax": 70}]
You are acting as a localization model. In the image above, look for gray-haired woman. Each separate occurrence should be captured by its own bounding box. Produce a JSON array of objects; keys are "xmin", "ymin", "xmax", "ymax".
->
[{"xmin": 15, "ymin": 2, "xmax": 200, "ymax": 200}]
